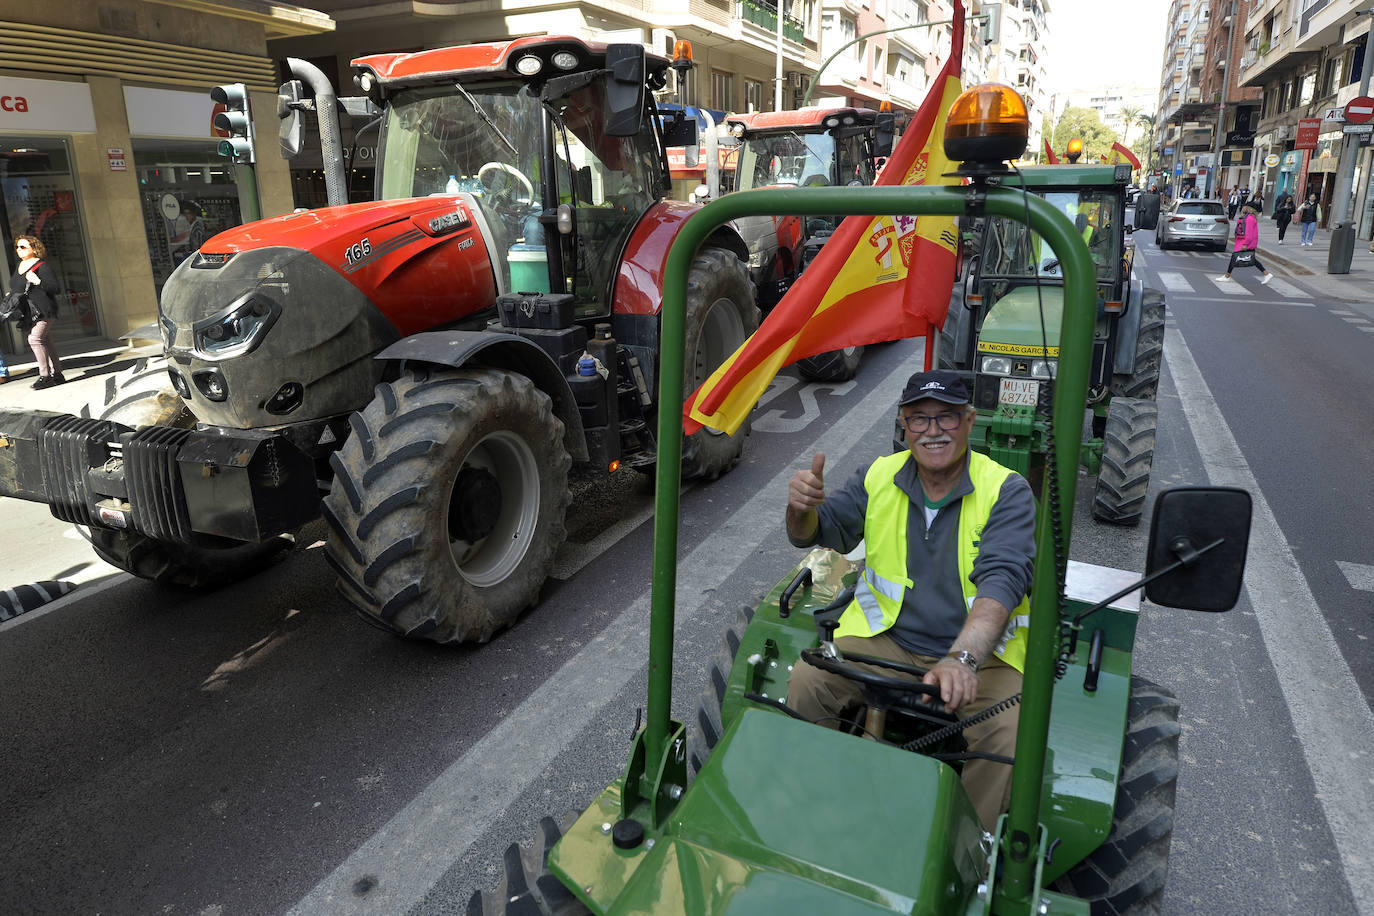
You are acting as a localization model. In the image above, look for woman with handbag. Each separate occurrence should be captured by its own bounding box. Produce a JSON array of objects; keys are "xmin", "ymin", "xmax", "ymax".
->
[
  {"xmin": 1217, "ymin": 203, "xmax": 1275, "ymax": 286},
  {"xmin": 11, "ymin": 235, "xmax": 64, "ymax": 389}
]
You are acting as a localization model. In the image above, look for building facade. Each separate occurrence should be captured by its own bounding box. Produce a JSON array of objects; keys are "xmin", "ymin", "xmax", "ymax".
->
[{"xmin": 0, "ymin": 0, "xmax": 332, "ymax": 366}]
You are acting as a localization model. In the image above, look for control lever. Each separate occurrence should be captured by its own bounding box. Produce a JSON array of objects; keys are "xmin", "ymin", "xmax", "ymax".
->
[{"xmin": 819, "ymin": 617, "xmax": 841, "ymax": 660}]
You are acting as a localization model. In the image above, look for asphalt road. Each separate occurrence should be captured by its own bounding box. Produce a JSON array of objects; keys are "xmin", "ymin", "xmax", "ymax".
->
[{"xmin": 2, "ymin": 258, "xmax": 1371, "ymax": 914}]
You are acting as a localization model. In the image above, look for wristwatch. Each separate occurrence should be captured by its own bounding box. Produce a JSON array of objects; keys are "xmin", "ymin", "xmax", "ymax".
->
[{"xmin": 946, "ymin": 649, "xmax": 979, "ymax": 672}]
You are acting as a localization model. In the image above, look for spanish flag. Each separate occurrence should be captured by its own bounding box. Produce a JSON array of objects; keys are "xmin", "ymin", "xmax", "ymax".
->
[
  {"xmin": 1107, "ymin": 141, "xmax": 1141, "ymax": 170},
  {"xmin": 1043, "ymin": 138, "xmax": 1060, "ymax": 164},
  {"xmin": 683, "ymin": 1, "xmax": 966, "ymax": 436}
]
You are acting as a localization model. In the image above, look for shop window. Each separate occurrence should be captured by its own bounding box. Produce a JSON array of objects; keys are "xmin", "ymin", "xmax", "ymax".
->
[
  {"xmin": 130, "ymin": 140, "xmax": 243, "ymax": 299},
  {"xmin": 1, "ymin": 137, "xmax": 99, "ymax": 353}
]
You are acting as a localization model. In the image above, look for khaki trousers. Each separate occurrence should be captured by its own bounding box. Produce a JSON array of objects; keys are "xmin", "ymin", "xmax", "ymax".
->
[{"xmin": 787, "ymin": 632, "xmax": 1021, "ymax": 832}]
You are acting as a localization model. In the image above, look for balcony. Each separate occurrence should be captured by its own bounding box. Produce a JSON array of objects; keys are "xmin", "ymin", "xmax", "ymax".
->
[{"xmin": 738, "ymin": 0, "xmax": 805, "ymax": 43}]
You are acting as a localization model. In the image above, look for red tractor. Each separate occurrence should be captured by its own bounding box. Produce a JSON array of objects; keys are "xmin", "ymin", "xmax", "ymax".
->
[
  {"xmin": 721, "ymin": 106, "xmax": 892, "ymax": 380},
  {"xmin": 0, "ymin": 37, "xmax": 756, "ymax": 644}
]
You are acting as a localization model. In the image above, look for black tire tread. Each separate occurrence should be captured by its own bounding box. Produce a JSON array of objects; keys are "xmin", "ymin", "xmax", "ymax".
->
[
  {"xmin": 680, "ymin": 248, "xmax": 758, "ymax": 481},
  {"xmin": 688, "ymin": 604, "xmax": 756, "ymax": 775},
  {"xmin": 467, "ymin": 812, "xmax": 587, "ymax": 915},
  {"xmin": 323, "ymin": 367, "xmax": 571, "ymax": 644},
  {"xmin": 796, "ymin": 346, "xmax": 864, "ymax": 382},
  {"xmin": 1052, "ymin": 677, "xmax": 1180, "ymax": 916},
  {"xmin": 1092, "ymin": 397, "xmax": 1157, "ymax": 527},
  {"xmin": 1110, "ymin": 291, "xmax": 1165, "ymax": 401}
]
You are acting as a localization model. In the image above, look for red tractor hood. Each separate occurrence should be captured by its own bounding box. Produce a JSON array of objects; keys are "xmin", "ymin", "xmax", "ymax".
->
[{"xmin": 202, "ymin": 196, "xmax": 498, "ymax": 339}]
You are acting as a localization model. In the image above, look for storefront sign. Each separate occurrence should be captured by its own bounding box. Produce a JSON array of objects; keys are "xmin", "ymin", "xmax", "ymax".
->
[
  {"xmin": 107, "ymin": 148, "xmax": 127, "ymax": 171},
  {"xmin": 125, "ymin": 86, "xmax": 230, "ymax": 139},
  {"xmin": 1295, "ymin": 118, "xmax": 1322, "ymax": 149},
  {"xmin": 1225, "ymin": 130, "xmax": 1256, "ymax": 146},
  {"xmin": 1280, "ymin": 149, "xmax": 1304, "ymax": 172},
  {"xmin": 1222, "ymin": 149, "xmax": 1253, "ymax": 166},
  {"xmin": 1323, "ymin": 107, "xmax": 1346, "ymax": 123},
  {"xmin": 1264, "ymin": 153, "xmax": 1281, "ymax": 168},
  {"xmin": 0, "ymin": 76, "xmax": 95, "ymax": 132}
]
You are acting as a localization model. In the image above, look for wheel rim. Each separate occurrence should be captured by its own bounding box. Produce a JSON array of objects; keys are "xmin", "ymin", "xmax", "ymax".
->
[
  {"xmin": 446, "ymin": 430, "xmax": 541, "ymax": 587},
  {"xmin": 692, "ymin": 296, "xmax": 745, "ymax": 437}
]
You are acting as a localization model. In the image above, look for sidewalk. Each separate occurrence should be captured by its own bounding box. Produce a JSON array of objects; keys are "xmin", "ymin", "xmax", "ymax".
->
[
  {"xmin": 0, "ymin": 336, "xmax": 160, "ymax": 414},
  {"xmin": 1255, "ymin": 224, "xmax": 1374, "ymax": 303}
]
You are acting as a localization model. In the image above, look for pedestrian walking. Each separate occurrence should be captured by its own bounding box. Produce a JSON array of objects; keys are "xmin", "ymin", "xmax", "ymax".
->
[
  {"xmin": 1299, "ymin": 193, "xmax": 1321, "ymax": 246},
  {"xmin": 1227, "ymin": 188, "xmax": 1241, "ymax": 219},
  {"xmin": 9, "ymin": 235, "xmax": 64, "ymax": 389},
  {"xmin": 1274, "ymin": 189, "xmax": 1296, "ymax": 243},
  {"xmin": 1217, "ymin": 203, "xmax": 1274, "ymax": 286}
]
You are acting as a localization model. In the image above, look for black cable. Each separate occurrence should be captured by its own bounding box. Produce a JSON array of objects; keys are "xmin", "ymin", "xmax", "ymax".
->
[{"xmin": 900, "ymin": 691, "xmax": 1022, "ymax": 753}]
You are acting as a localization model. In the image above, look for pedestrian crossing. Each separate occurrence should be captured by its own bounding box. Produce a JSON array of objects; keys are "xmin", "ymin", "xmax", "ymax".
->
[{"xmin": 1154, "ymin": 269, "xmax": 1312, "ymax": 301}]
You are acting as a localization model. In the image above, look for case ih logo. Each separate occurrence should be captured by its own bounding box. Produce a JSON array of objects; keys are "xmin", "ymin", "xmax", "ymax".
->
[{"xmin": 0, "ymin": 95, "xmax": 30, "ymax": 112}]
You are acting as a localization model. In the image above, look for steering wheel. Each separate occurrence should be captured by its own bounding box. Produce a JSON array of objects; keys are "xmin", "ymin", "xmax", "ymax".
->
[
  {"xmin": 799, "ymin": 647, "xmax": 956, "ymax": 730},
  {"xmin": 477, "ymin": 161, "xmax": 536, "ymax": 211}
]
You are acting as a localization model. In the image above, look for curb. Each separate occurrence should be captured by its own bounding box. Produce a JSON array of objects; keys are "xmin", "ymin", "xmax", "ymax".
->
[{"xmin": 1255, "ymin": 245, "xmax": 1311, "ymax": 276}]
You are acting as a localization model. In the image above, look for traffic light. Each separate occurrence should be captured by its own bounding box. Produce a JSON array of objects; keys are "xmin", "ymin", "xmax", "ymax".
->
[
  {"xmin": 980, "ymin": 3, "xmax": 1002, "ymax": 43},
  {"xmin": 211, "ymin": 83, "xmax": 255, "ymax": 164}
]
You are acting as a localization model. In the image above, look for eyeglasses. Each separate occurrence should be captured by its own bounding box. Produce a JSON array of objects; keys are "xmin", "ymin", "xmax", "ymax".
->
[{"xmin": 901, "ymin": 410, "xmax": 966, "ymax": 434}]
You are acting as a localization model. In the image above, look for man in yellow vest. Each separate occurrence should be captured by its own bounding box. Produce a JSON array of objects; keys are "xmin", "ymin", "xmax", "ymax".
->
[{"xmin": 785, "ymin": 369, "xmax": 1035, "ymax": 832}]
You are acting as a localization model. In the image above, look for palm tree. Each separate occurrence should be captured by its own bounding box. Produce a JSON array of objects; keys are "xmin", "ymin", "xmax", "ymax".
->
[
  {"xmin": 1136, "ymin": 113, "xmax": 1157, "ymax": 171},
  {"xmin": 1119, "ymin": 105, "xmax": 1141, "ymax": 147}
]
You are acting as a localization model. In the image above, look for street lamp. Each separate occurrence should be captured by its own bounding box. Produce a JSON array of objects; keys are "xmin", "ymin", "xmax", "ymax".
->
[{"xmin": 1328, "ymin": 6, "xmax": 1374, "ymax": 274}]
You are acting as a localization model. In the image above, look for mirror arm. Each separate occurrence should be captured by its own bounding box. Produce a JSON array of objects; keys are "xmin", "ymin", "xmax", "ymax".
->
[{"xmin": 1066, "ymin": 536, "xmax": 1226, "ymax": 657}]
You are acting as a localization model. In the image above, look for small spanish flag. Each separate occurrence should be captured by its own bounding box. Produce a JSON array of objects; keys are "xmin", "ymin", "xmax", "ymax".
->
[
  {"xmin": 1043, "ymin": 138, "xmax": 1059, "ymax": 164},
  {"xmin": 683, "ymin": 1, "xmax": 967, "ymax": 436},
  {"xmin": 1108, "ymin": 141, "xmax": 1142, "ymax": 170}
]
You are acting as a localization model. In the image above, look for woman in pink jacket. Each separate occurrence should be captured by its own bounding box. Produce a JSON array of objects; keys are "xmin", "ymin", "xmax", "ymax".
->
[{"xmin": 1218, "ymin": 202, "xmax": 1275, "ymax": 284}]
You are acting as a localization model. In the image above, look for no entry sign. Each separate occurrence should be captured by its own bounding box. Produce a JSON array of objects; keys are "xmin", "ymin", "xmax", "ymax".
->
[{"xmin": 1344, "ymin": 96, "xmax": 1374, "ymax": 125}]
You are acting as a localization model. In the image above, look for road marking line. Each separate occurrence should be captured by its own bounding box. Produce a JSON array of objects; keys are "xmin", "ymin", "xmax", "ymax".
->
[
  {"xmin": 1168, "ymin": 326, "xmax": 1374, "ymax": 912},
  {"xmin": 1331, "ymin": 310, "xmax": 1357, "ymax": 316},
  {"xmin": 1157, "ymin": 271, "xmax": 1194, "ymax": 291},
  {"xmin": 285, "ymin": 349, "xmax": 925, "ymax": 916},
  {"xmin": 1339, "ymin": 315, "xmax": 1370, "ymax": 323},
  {"xmin": 1211, "ymin": 278, "xmax": 1250, "ymax": 295},
  {"xmin": 1262, "ymin": 277, "xmax": 1310, "ymax": 299},
  {"xmin": 1337, "ymin": 561, "xmax": 1374, "ymax": 592}
]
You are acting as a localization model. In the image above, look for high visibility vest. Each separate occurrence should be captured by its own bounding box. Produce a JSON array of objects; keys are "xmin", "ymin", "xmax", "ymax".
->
[{"xmin": 834, "ymin": 450, "xmax": 1032, "ymax": 671}]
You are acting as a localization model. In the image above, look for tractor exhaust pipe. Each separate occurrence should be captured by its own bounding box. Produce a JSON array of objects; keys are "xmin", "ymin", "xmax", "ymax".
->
[{"xmin": 287, "ymin": 57, "xmax": 348, "ymax": 207}]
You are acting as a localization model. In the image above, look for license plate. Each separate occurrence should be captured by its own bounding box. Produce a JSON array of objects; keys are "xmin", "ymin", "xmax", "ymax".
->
[
  {"xmin": 1187, "ymin": 221, "xmax": 1211, "ymax": 230},
  {"xmin": 998, "ymin": 378, "xmax": 1039, "ymax": 407}
]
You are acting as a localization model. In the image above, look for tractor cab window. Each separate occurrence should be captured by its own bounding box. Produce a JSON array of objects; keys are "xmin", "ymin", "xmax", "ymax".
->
[
  {"xmin": 981, "ymin": 189, "xmax": 1119, "ymax": 282},
  {"xmin": 378, "ymin": 81, "xmax": 545, "ymax": 255},
  {"xmin": 836, "ymin": 131, "xmax": 874, "ymax": 186},
  {"xmin": 546, "ymin": 83, "xmax": 661, "ymax": 312},
  {"xmin": 737, "ymin": 132, "xmax": 836, "ymax": 189}
]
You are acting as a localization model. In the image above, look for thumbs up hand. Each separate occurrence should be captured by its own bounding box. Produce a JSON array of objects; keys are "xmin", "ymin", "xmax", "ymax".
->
[{"xmin": 788, "ymin": 452, "xmax": 827, "ymax": 513}]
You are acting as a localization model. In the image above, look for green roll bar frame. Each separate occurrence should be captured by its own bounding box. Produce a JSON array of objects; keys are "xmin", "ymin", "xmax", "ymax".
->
[{"xmin": 645, "ymin": 183, "xmax": 1094, "ymax": 913}]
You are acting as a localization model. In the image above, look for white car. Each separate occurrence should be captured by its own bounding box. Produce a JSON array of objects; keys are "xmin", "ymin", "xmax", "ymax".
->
[{"xmin": 1156, "ymin": 199, "xmax": 1231, "ymax": 251}]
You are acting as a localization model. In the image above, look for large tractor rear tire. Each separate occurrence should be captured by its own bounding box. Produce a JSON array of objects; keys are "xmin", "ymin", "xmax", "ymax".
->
[
  {"xmin": 1110, "ymin": 290, "xmax": 1165, "ymax": 401},
  {"xmin": 323, "ymin": 367, "xmax": 571, "ymax": 644},
  {"xmin": 681, "ymin": 248, "xmax": 758, "ymax": 481},
  {"xmin": 1092, "ymin": 397, "xmax": 1157, "ymax": 527},
  {"xmin": 687, "ymin": 604, "xmax": 755, "ymax": 775},
  {"xmin": 796, "ymin": 346, "xmax": 864, "ymax": 382},
  {"xmin": 1052, "ymin": 677, "xmax": 1180, "ymax": 915},
  {"xmin": 87, "ymin": 528, "xmax": 293, "ymax": 588},
  {"xmin": 81, "ymin": 355, "xmax": 292, "ymax": 587},
  {"xmin": 466, "ymin": 813, "xmax": 588, "ymax": 915}
]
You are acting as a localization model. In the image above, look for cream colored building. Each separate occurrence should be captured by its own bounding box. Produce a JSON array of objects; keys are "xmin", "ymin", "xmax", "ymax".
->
[{"xmin": 0, "ymin": 0, "xmax": 333, "ymax": 362}]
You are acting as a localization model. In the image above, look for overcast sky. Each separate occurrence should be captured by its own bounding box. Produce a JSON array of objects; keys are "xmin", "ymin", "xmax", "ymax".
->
[{"xmin": 1042, "ymin": 0, "xmax": 1174, "ymax": 99}]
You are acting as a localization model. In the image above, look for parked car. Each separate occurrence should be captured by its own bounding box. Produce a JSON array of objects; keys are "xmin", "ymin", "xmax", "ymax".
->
[{"xmin": 1156, "ymin": 198, "xmax": 1230, "ymax": 251}]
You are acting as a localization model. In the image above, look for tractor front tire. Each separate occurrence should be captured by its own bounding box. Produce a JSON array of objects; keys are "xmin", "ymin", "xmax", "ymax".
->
[
  {"xmin": 796, "ymin": 346, "xmax": 864, "ymax": 382},
  {"xmin": 1110, "ymin": 290, "xmax": 1165, "ymax": 401},
  {"xmin": 681, "ymin": 248, "xmax": 758, "ymax": 481},
  {"xmin": 1052, "ymin": 677, "xmax": 1180, "ymax": 915},
  {"xmin": 323, "ymin": 367, "xmax": 571, "ymax": 644},
  {"xmin": 466, "ymin": 814, "xmax": 588, "ymax": 915},
  {"xmin": 80, "ymin": 355, "xmax": 194, "ymax": 429},
  {"xmin": 1092, "ymin": 397, "xmax": 1157, "ymax": 527},
  {"xmin": 87, "ymin": 528, "xmax": 293, "ymax": 588},
  {"xmin": 688, "ymin": 604, "xmax": 755, "ymax": 775}
]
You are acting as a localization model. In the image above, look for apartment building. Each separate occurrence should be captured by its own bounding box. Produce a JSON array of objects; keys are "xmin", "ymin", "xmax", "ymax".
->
[{"xmin": 1238, "ymin": 0, "xmax": 1374, "ymax": 239}]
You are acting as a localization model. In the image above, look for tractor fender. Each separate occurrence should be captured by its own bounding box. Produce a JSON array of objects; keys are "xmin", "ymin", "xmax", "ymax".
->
[
  {"xmin": 1112, "ymin": 272, "xmax": 1147, "ymax": 376},
  {"xmin": 376, "ymin": 330, "xmax": 589, "ymax": 462},
  {"xmin": 614, "ymin": 200, "xmax": 749, "ymax": 317}
]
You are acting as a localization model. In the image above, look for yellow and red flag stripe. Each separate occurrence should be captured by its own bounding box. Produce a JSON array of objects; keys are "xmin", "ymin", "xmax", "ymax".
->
[
  {"xmin": 1043, "ymin": 138, "xmax": 1060, "ymax": 164},
  {"xmin": 683, "ymin": 0, "xmax": 967, "ymax": 435},
  {"xmin": 1108, "ymin": 141, "xmax": 1141, "ymax": 170}
]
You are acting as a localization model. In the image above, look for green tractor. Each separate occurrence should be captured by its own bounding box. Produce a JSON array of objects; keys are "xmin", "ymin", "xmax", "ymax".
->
[
  {"xmin": 939, "ymin": 164, "xmax": 1165, "ymax": 526},
  {"xmin": 467, "ymin": 88, "xmax": 1252, "ymax": 916}
]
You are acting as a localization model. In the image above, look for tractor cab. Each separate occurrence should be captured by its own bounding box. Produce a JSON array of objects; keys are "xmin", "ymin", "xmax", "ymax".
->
[{"xmin": 355, "ymin": 37, "xmax": 690, "ymax": 318}]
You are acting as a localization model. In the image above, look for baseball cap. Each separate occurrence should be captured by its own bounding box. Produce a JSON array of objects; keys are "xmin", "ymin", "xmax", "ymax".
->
[{"xmin": 898, "ymin": 369, "xmax": 970, "ymax": 407}]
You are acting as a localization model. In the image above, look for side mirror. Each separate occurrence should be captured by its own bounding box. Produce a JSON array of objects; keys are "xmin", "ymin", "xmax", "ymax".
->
[
  {"xmin": 874, "ymin": 113, "xmax": 895, "ymax": 158},
  {"xmin": 1144, "ymin": 487, "xmax": 1252, "ymax": 611},
  {"xmin": 659, "ymin": 111, "xmax": 699, "ymax": 148},
  {"xmin": 604, "ymin": 44, "xmax": 646, "ymax": 137},
  {"xmin": 338, "ymin": 96, "xmax": 381, "ymax": 118},
  {"xmin": 277, "ymin": 80, "xmax": 306, "ymax": 159}
]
